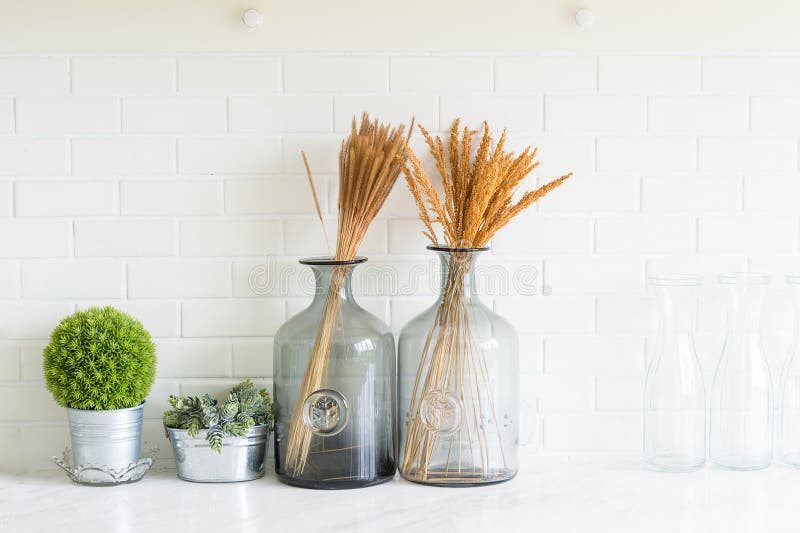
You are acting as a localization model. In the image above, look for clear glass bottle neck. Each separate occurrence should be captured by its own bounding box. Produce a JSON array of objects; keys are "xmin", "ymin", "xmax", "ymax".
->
[
  {"xmin": 789, "ymin": 283, "xmax": 800, "ymax": 348},
  {"xmin": 309, "ymin": 264, "xmax": 356, "ymax": 304},
  {"xmin": 435, "ymin": 249, "xmax": 483, "ymax": 302},
  {"xmin": 789, "ymin": 284, "xmax": 800, "ymax": 312},
  {"xmin": 654, "ymin": 284, "xmax": 698, "ymax": 334},
  {"xmin": 724, "ymin": 283, "xmax": 766, "ymax": 336}
]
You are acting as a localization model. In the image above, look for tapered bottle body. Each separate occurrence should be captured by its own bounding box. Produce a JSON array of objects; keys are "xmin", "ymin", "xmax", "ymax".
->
[
  {"xmin": 779, "ymin": 274, "xmax": 800, "ymax": 467},
  {"xmin": 273, "ymin": 257, "xmax": 396, "ymax": 489},
  {"xmin": 710, "ymin": 273, "xmax": 773, "ymax": 470},
  {"xmin": 643, "ymin": 274, "xmax": 706, "ymax": 472},
  {"xmin": 398, "ymin": 247, "xmax": 519, "ymax": 486}
]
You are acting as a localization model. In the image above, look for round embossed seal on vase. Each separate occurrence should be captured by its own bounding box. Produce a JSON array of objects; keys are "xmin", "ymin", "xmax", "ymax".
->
[
  {"xmin": 420, "ymin": 390, "xmax": 462, "ymax": 434},
  {"xmin": 303, "ymin": 389, "xmax": 349, "ymax": 437}
]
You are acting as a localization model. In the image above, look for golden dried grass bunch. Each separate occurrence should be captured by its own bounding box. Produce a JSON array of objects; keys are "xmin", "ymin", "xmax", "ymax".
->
[
  {"xmin": 399, "ymin": 119, "xmax": 572, "ymax": 483},
  {"xmin": 285, "ymin": 113, "xmax": 411, "ymax": 476},
  {"xmin": 401, "ymin": 119, "xmax": 572, "ymax": 247},
  {"xmin": 333, "ymin": 113, "xmax": 413, "ymax": 259}
]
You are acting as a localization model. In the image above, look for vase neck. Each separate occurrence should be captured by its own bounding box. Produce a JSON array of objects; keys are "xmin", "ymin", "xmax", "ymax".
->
[
  {"xmin": 435, "ymin": 249, "xmax": 483, "ymax": 302},
  {"xmin": 724, "ymin": 283, "xmax": 766, "ymax": 337},
  {"xmin": 309, "ymin": 264, "xmax": 357, "ymax": 305},
  {"xmin": 654, "ymin": 284, "xmax": 698, "ymax": 334},
  {"xmin": 788, "ymin": 276, "xmax": 800, "ymax": 346},
  {"xmin": 648, "ymin": 276, "xmax": 702, "ymax": 365}
]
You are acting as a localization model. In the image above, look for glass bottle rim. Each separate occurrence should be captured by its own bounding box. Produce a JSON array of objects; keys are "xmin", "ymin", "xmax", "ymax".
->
[
  {"xmin": 648, "ymin": 273, "xmax": 703, "ymax": 286},
  {"xmin": 299, "ymin": 256, "xmax": 367, "ymax": 266},
  {"xmin": 786, "ymin": 273, "xmax": 800, "ymax": 285},
  {"xmin": 427, "ymin": 244, "xmax": 490, "ymax": 253},
  {"xmin": 718, "ymin": 272, "xmax": 771, "ymax": 285}
]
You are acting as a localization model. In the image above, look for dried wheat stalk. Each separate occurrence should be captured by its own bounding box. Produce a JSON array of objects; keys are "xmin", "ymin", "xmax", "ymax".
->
[
  {"xmin": 301, "ymin": 150, "xmax": 331, "ymax": 255},
  {"xmin": 402, "ymin": 120, "xmax": 572, "ymax": 249},
  {"xmin": 284, "ymin": 113, "xmax": 411, "ymax": 477},
  {"xmin": 400, "ymin": 119, "xmax": 571, "ymax": 482}
]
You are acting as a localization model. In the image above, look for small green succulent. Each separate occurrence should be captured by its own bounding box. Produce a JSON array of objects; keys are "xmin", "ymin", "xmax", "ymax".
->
[
  {"xmin": 163, "ymin": 380, "xmax": 274, "ymax": 453},
  {"xmin": 43, "ymin": 306, "xmax": 157, "ymax": 410}
]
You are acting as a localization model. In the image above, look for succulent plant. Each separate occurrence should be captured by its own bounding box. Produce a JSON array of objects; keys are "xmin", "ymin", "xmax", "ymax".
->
[
  {"xmin": 43, "ymin": 306, "xmax": 157, "ymax": 410},
  {"xmin": 163, "ymin": 380, "xmax": 274, "ymax": 453}
]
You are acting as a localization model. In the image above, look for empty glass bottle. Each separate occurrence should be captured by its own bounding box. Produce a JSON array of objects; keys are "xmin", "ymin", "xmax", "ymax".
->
[
  {"xmin": 273, "ymin": 257, "xmax": 396, "ymax": 489},
  {"xmin": 779, "ymin": 273, "xmax": 800, "ymax": 467},
  {"xmin": 643, "ymin": 274, "xmax": 706, "ymax": 472},
  {"xmin": 710, "ymin": 272, "xmax": 773, "ymax": 470}
]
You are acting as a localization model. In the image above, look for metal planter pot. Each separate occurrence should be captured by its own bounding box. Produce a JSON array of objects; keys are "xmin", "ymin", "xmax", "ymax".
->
[
  {"xmin": 67, "ymin": 403, "xmax": 144, "ymax": 473},
  {"xmin": 165, "ymin": 425, "xmax": 270, "ymax": 482}
]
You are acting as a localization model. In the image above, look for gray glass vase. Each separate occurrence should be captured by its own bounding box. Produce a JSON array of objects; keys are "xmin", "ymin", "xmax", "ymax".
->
[
  {"xmin": 398, "ymin": 246, "xmax": 519, "ymax": 486},
  {"xmin": 273, "ymin": 257, "xmax": 396, "ymax": 489}
]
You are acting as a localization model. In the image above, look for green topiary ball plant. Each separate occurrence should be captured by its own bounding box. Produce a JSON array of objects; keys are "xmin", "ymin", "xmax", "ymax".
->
[{"xmin": 44, "ymin": 306, "xmax": 157, "ymax": 411}]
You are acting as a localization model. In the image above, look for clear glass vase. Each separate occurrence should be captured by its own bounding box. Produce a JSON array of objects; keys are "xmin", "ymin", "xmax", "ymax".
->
[
  {"xmin": 398, "ymin": 246, "xmax": 518, "ymax": 486},
  {"xmin": 779, "ymin": 273, "xmax": 800, "ymax": 467},
  {"xmin": 273, "ymin": 257, "xmax": 396, "ymax": 489},
  {"xmin": 710, "ymin": 272, "xmax": 773, "ymax": 470},
  {"xmin": 643, "ymin": 274, "xmax": 706, "ymax": 472}
]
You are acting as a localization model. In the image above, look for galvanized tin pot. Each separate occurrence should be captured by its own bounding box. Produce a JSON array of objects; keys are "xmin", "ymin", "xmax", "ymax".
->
[
  {"xmin": 67, "ymin": 403, "xmax": 144, "ymax": 471},
  {"xmin": 165, "ymin": 425, "xmax": 269, "ymax": 482}
]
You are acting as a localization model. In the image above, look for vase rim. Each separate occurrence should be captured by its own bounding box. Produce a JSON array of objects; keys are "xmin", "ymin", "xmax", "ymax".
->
[
  {"xmin": 648, "ymin": 273, "xmax": 703, "ymax": 286},
  {"xmin": 718, "ymin": 272, "xmax": 771, "ymax": 285},
  {"xmin": 299, "ymin": 256, "xmax": 367, "ymax": 266},
  {"xmin": 426, "ymin": 245, "xmax": 490, "ymax": 253}
]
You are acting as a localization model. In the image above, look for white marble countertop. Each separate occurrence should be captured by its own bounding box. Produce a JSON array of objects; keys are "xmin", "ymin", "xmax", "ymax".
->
[{"xmin": 3, "ymin": 458, "xmax": 800, "ymax": 533}]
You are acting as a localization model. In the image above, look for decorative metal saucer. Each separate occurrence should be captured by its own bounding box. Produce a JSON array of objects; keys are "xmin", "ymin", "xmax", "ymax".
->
[{"xmin": 52, "ymin": 445, "xmax": 159, "ymax": 486}]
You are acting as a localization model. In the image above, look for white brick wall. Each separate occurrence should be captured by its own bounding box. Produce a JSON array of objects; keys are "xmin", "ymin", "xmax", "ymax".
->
[
  {"xmin": 0, "ymin": 139, "xmax": 68, "ymax": 175},
  {"xmin": 284, "ymin": 56, "xmax": 386, "ymax": 93},
  {"xmin": 177, "ymin": 137, "xmax": 282, "ymax": 174},
  {"xmin": 4, "ymin": 51, "xmax": 800, "ymax": 470},
  {"xmin": 127, "ymin": 261, "xmax": 231, "ymax": 298},
  {"xmin": 21, "ymin": 261, "xmax": 124, "ymax": 299},
  {"xmin": 334, "ymin": 94, "xmax": 436, "ymax": 131},
  {"xmin": 16, "ymin": 181, "xmax": 117, "ymax": 217},
  {"xmin": 16, "ymin": 96, "xmax": 120, "ymax": 134},
  {"xmin": 122, "ymin": 96, "xmax": 227, "ymax": 134},
  {"xmin": 599, "ymin": 56, "xmax": 700, "ymax": 93},
  {"xmin": 0, "ymin": 98, "xmax": 13, "ymax": 134},
  {"xmin": 648, "ymin": 96, "xmax": 747, "ymax": 134},
  {"xmin": 72, "ymin": 57, "xmax": 175, "ymax": 94},
  {"xmin": 0, "ymin": 57, "xmax": 69, "ymax": 93},
  {"xmin": 177, "ymin": 56, "xmax": 281, "ymax": 93},
  {"xmin": 72, "ymin": 138, "xmax": 175, "ymax": 175},
  {"xmin": 120, "ymin": 180, "xmax": 221, "ymax": 215},
  {"xmin": 440, "ymin": 95, "xmax": 542, "ymax": 132},
  {"xmin": 389, "ymin": 56, "xmax": 493, "ymax": 92},
  {"xmin": 495, "ymin": 55, "xmax": 597, "ymax": 93},
  {"xmin": 75, "ymin": 219, "xmax": 176, "ymax": 257},
  {"xmin": 702, "ymin": 56, "xmax": 800, "ymax": 94},
  {"xmin": 751, "ymin": 97, "xmax": 800, "ymax": 134},
  {"xmin": 545, "ymin": 95, "xmax": 645, "ymax": 134}
]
